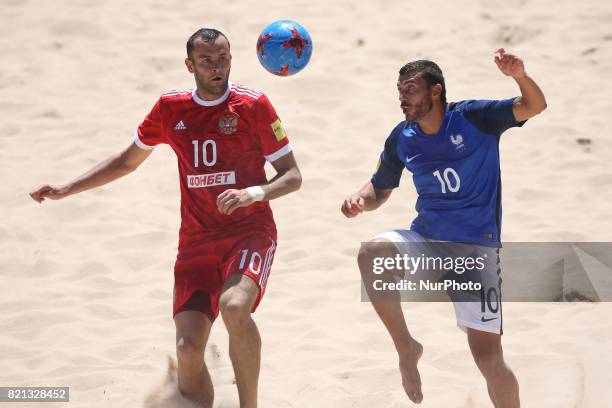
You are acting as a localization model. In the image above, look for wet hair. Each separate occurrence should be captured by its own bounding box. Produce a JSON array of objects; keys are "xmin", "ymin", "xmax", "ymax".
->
[
  {"xmin": 399, "ymin": 60, "xmax": 446, "ymax": 104},
  {"xmin": 186, "ymin": 28, "xmax": 230, "ymax": 58}
]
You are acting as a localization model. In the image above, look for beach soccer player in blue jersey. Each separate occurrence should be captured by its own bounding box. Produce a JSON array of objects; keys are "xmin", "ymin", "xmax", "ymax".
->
[{"xmin": 341, "ymin": 48, "xmax": 546, "ymax": 406}]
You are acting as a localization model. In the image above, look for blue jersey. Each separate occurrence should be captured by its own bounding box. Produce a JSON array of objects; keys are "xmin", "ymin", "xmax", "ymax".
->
[{"xmin": 371, "ymin": 98, "xmax": 526, "ymax": 245}]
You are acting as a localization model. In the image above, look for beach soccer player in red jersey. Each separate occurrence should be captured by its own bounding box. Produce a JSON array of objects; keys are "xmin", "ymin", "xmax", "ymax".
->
[{"xmin": 30, "ymin": 28, "xmax": 302, "ymax": 408}]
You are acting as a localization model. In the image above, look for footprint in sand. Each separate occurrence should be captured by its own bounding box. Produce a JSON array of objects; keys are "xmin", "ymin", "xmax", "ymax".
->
[{"xmin": 495, "ymin": 25, "xmax": 541, "ymax": 46}]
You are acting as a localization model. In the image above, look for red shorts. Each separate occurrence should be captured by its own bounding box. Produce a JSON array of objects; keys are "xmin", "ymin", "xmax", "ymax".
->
[{"xmin": 173, "ymin": 232, "xmax": 277, "ymax": 321}]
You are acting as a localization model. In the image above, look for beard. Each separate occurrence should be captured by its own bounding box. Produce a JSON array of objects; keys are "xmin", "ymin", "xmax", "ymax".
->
[{"xmin": 403, "ymin": 96, "xmax": 433, "ymax": 121}]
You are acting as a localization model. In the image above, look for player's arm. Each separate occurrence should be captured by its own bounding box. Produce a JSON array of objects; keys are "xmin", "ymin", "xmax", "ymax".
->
[
  {"xmin": 29, "ymin": 143, "xmax": 152, "ymax": 203},
  {"xmin": 262, "ymin": 151, "xmax": 302, "ymax": 199},
  {"xmin": 216, "ymin": 152, "xmax": 301, "ymax": 215},
  {"xmin": 341, "ymin": 125, "xmax": 404, "ymax": 218},
  {"xmin": 495, "ymin": 48, "xmax": 547, "ymax": 122},
  {"xmin": 341, "ymin": 181, "xmax": 393, "ymax": 218}
]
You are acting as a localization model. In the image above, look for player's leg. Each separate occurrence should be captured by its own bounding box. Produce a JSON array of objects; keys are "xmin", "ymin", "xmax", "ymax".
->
[
  {"xmin": 174, "ymin": 305, "xmax": 215, "ymax": 407},
  {"xmin": 452, "ymin": 244, "xmax": 518, "ymax": 407},
  {"xmin": 173, "ymin": 248, "xmax": 222, "ymax": 407},
  {"xmin": 358, "ymin": 236, "xmax": 423, "ymax": 404},
  {"xmin": 218, "ymin": 274, "xmax": 261, "ymax": 408},
  {"xmin": 467, "ymin": 329, "xmax": 519, "ymax": 408}
]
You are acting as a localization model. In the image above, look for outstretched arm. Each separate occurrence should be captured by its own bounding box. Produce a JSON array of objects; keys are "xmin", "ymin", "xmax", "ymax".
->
[
  {"xmin": 495, "ymin": 48, "xmax": 547, "ymax": 122},
  {"xmin": 30, "ymin": 142, "xmax": 153, "ymax": 203},
  {"xmin": 341, "ymin": 181, "xmax": 393, "ymax": 218},
  {"xmin": 216, "ymin": 151, "xmax": 302, "ymax": 215}
]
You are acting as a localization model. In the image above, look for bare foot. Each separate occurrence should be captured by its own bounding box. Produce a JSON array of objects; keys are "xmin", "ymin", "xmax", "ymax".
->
[{"xmin": 398, "ymin": 339, "xmax": 423, "ymax": 404}]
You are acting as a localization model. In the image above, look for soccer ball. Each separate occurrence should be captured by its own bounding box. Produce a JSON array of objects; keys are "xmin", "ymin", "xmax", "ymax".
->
[{"xmin": 256, "ymin": 20, "xmax": 313, "ymax": 76}]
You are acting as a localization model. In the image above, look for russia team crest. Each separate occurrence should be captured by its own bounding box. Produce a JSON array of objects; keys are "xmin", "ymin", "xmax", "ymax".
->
[{"xmin": 218, "ymin": 114, "xmax": 239, "ymax": 135}]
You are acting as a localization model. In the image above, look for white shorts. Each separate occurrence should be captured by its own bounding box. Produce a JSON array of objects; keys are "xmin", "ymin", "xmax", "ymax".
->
[{"xmin": 373, "ymin": 229, "xmax": 503, "ymax": 334}]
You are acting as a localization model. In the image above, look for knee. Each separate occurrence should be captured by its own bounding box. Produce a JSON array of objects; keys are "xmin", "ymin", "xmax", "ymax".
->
[
  {"xmin": 219, "ymin": 295, "xmax": 251, "ymax": 327},
  {"xmin": 358, "ymin": 239, "xmax": 396, "ymax": 273},
  {"xmin": 176, "ymin": 336, "xmax": 203, "ymax": 362}
]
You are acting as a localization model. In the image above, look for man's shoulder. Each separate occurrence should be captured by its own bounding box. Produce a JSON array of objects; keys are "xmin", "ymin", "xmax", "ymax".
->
[
  {"xmin": 447, "ymin": 100, "xmax": 500, "ymax": 132},
  {"xmin": 447, "ymin": 98, "xmax": 520, "ymax": 135},
  {"xmin": 447, "ymin": 98, "xmax": 517, "ymax": 115},
  {"xmin": 159, "ymin": 88, "xmax": 194, "ymax": 103},
  {"xmin": 447, "ymin": 99, "xmax": 484, "ymax": 113},
  {"xmin": 147, "ymin": 89, "xmax": 194, "ymax": 119},
  {"xmin": 389, "ymin": 120, "xmax": 407, "ymax": 138},
  {"xmin": 382, "ymin": 120, "xmax": 407, "ymax": 151},
  {"xmin": 231, "ymin": 83, "xmax": 266, "ymax": 104}
]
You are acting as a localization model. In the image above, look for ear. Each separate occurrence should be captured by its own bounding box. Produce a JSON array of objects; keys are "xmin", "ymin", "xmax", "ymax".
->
[
  {"xmin": 432, "ymin": 83, "xmax": 442, "ymax": 99},
  {"xmin": 185, "ymin": 58, "xmax": 194, "ymax": 73}
]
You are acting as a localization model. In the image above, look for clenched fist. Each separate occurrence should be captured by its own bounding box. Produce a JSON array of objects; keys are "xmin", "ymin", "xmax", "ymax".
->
[
  {"xmin": 341, "ymin": 195, "xmax": 365, "ymax": 218},
  {"xmin": 29, "ymin": 185, "xmax": 70, "ymax": 203},
  {"xmin": 216, "ymin": 189, "xmax": 256, "ymax": 215}
]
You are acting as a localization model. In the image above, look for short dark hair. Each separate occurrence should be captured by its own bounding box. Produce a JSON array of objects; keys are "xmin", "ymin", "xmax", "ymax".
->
[
  {"xmin": 186, "ymin": 28, "xmax": 230, "ymax": 58},
  {"xmin": 399, "ymin": 60, "xmax": 446, "ymax": 104}
]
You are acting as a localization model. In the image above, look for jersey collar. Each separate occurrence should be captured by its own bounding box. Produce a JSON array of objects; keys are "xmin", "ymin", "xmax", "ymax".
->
[
  {"xmin": 192, "ymin": 81, "xmax": 232, "ymax": 106},
  {"xmin": 409, "ymin": 111, "xmax": 452, "ymax": 138}
]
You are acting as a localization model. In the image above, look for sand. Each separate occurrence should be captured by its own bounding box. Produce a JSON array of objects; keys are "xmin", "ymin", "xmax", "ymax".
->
[{"xmin": 2, "ymin": 0, "xmax": 612, "ymax": 406}]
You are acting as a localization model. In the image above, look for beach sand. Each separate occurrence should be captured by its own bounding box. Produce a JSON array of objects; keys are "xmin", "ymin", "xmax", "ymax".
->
[{"xmin": 2, "ymin": 0, "xmax": 612, "ymax": 406}]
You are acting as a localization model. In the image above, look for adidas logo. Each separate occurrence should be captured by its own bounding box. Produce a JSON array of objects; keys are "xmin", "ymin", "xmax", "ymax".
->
[{"xmin": 174, "ymin": 120, "xmax": 186, "ymax": 131}]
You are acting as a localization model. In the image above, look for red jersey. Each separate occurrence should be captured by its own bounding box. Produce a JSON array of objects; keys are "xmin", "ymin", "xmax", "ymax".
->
[{"xmin": 134, "ymin": 82, "xmax": 291, "ymax": 248}]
